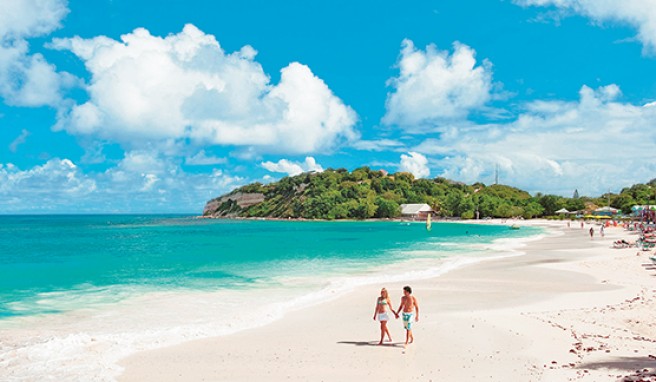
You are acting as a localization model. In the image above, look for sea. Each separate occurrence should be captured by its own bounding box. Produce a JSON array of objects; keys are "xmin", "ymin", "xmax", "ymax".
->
[{"xmin": 0, "ymin": 215, "xmax": 543, "ymax": 381}]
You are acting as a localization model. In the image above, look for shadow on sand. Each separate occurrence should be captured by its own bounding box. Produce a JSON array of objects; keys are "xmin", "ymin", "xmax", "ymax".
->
[
  {"xmin": 577, "ymin": 356, "xmax": 656, "ymax": 375},
  {"xmin": 337, "ymin": 340, "xmax": 405, "ymax": 348}
]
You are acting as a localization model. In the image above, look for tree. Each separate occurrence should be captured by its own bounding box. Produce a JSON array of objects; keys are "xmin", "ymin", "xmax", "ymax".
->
[
  {"xmin": 494, "ymin": 203, "xmax": 514, "ymax": 218},
  {"xmin": 375, "ymin": 197, "xmax": 400, "ymax": 218},
  {"xmin": 564, "ymin": 198, "xmax": 585, "ymax": 213},
  {"xmin": 538, "ymin": 194, "xmax": 563, "ymax": 216},
  {"xmin": 458, "ymin": 197, "xmax": 475, "ymax": 218},
  {"xmin": 209, "ymin": 168, "xmax": 653, "ymax": 221},
  {"xmin": 523, "ymin": 202, "xmax": 544, "ymax": 218},
  {"xmin": 461, "ymin": 210, "xmax": 475, "ymax": 219}
]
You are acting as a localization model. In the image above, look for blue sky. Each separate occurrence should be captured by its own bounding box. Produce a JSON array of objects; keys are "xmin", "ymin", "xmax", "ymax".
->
[{"xmin": 1, "ymin": 0, "xmax": 656, "ymax": 213}]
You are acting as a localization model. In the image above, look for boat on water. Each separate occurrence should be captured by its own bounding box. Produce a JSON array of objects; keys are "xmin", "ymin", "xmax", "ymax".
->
[{"xmin": 510, "ymin": 224, "xmax": 520, "ymax": 230}]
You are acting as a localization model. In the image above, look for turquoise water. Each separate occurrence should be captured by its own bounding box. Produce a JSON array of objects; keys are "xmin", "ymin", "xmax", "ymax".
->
[{"xmin": 0, "ymin": 215, "xmax": 539, "ymax": 319}]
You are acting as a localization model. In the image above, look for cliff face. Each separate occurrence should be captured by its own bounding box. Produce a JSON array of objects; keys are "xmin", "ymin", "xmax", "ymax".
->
[{"xmin": 203, "ymin": 192, "xmax": 265, "ymax": 217}]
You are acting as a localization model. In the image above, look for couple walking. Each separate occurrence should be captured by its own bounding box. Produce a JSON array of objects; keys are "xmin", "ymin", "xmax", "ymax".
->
[{"xmin": 373, "ymin": 286, "xmax": 419, "ymax": 346}]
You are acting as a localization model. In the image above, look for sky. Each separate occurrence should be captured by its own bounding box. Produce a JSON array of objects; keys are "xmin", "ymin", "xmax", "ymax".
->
[{"xmin": 1, "ymin": 0, "xmax": 656, "ymax": 213}]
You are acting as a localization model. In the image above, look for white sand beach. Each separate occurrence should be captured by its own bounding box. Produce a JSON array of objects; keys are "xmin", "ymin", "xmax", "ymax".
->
[{"xmin": 118, "ymin": 221, "xmax": 656, "ymax": 381}]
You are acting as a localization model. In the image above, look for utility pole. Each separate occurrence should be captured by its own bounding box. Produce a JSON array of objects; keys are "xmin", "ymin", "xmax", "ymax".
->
[{"xmin": 494, "ymin": 164, "xmax": 499, "ymax": 185}]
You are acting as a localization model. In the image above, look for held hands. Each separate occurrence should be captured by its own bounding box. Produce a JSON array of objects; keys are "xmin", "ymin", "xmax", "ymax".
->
[{"xmin": 394, "ymin": 312, "xmax": 399, "ymax": 319}]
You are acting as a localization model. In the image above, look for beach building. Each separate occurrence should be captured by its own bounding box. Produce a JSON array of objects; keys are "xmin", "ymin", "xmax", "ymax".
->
[
  {"xmin": 594, "ymin": 206, "xmax": 619, "ymax": 217},
  {"xmin": 400, "ymin": 203, "xmax": 434, "ymax": 219}
]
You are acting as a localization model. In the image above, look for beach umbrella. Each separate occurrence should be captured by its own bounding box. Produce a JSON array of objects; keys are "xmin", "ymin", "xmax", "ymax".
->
[{"xmin": 555, "ymin": 208, "xmax": 569, "ymax": 214}]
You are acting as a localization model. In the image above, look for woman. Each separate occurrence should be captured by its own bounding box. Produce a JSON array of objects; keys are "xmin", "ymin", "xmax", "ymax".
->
[{"xmin": 372, "ymin": 287, "xmax": 396, "ymax": 345}]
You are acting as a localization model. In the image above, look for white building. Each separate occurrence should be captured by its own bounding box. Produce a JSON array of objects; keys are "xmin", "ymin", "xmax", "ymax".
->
[{"xmin": 400, "ymin": 203, "xmax": 434, "ymax": 219}]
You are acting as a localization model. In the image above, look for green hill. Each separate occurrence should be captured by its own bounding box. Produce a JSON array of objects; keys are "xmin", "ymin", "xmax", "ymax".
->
[{"xmin": 202, "ymin": 168, "xmax": 656, "ymax": 220}]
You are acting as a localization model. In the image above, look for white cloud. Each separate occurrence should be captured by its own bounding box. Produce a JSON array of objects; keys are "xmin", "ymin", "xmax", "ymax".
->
[
  {"xmin": 383, "ymin": 39, "xmax": 493, "ymax": 128},
  {"xmin": 399, "ymin": 152, "xmax": 430, "ymax": 178},
  {"xmin": 0, "ymin": 0, "xmax": 70, "ymax": 107},
  {"xmin": 113, "ymin": 151, "xmax": 166, "ymax": 176},
  {"xmin": 52, "ymin": 24, "xmax": 358, "ymax": 154},
  {"xmin": 351, "ymin": 139, "xmax": 406, "ymax": 152},
  {"xmin": 140, "ymin": 173, "xmax": 159, "ymax": 192},
  {"xmin": 9, "ymin": 129, "xmax": 30, "ymax": 152},
  {"xmin": 415, "ymin": 84, "xmax": 656, "ymax": 195},
  {"xmin": 105, "ymin": 151, "xmax": 245, "ymax": 199},
  {"xmin": 261, "ymin": 156, "xmax": 324, "ymax": 176},
  {"xmin": 0, "ymin": 154, "xmax": 246, "ymax": 213},
  {"xmin": 515, "ymin": 0, "xmax": 656, "ymax": 54},
  {"xmin": 0, "ymin": 0, "xmax": 68, "ymax": 39},
  {"xmin": 0, "ymin": 159, "xmax": 96, "ymax": 202},
  {"xmin": 185, "ymin": 150, "xmax": 227, "ymax": 166}
]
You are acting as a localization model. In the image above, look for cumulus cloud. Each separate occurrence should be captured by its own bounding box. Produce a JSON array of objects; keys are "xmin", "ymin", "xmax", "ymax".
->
[
  {"xmin": 399, "ymin": 152, "xmax": 430, "ymax": 178},
  {"xmin": 105, "ymin": 151, "xmax": 245, "ymax": 202},
  {"xmin": 415, "ymin": 84, "xmax": 656, "ymax": 195},
  {"xmin": 0, "ymin": 0, "xmax": 68, "ymax": 39},
  {"xmin": 383, "ymin": 39, "xmax": 493, "ymax": 128},
  {"xmin": 261, "ymin": 156, "xmax": 324, "ymax": 176},
  {"xmin": 0, "ymin": 159, "xmax": 96, "ymax": 203},
  {"xmin": 515, "ymin": 0, "xmax": 656, "ymax": 54},
  {"xmin": 0, "ymin": 0, "xmax": 70, "ymax": 107},
  {"xmin": 51, "ymin": 24, "xmax": 358, "ymax": 154},
  {"xmin": 107, "ymin": 151, "xmax": 167, "ymax": 189},
  {"xmin": 0, "ymin": 153, "xmax": 246, "ymax": 213},
  {"xmin": 185, "ymin": 150, "xmax": 227, "ymax": 166}
]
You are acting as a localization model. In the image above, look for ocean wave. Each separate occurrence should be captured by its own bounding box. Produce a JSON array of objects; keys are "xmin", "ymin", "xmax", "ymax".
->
[{"xmin": 0, "ymin": 223, "xmax": 546, "ymax": 381}]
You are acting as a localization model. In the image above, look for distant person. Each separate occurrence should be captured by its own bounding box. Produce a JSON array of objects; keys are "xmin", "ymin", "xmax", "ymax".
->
[
  {"xmin": 589, "ymin": 227, "xmax": 594, "ymax": 240},
  {"xmin": 567, "ymin": 221, "xmax": 570, "ymax": 228},
  {"xmin": 581, "ymin": 221, "xmax": 584, "ymax": 229},
  {"xmin": 395, "ymin": 285, "xmax": 419, "ymax": 346},
  {"xmin": 373, "ymin": 288, "xmax": 395, "ymax": 345},
  {"xmin": 600, "ymin": 225, "xmax": 605, "ymax": 237}
]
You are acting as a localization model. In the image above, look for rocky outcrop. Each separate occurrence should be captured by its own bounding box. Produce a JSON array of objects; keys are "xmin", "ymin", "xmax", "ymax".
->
[{"xmin": 203, "ymin": 192, "xmax": 265, "ymax": 217}]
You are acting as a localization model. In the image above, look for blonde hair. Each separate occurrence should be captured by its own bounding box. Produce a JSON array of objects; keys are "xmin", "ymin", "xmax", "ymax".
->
[{"xmin": 380, "ymin": 288, "xmax": 388, "ymax": 298}]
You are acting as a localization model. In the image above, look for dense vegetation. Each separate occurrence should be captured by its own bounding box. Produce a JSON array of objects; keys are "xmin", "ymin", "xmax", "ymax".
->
[{"xmin": 204, "ymin": 167, "xmax": 656, "ymax": 220}]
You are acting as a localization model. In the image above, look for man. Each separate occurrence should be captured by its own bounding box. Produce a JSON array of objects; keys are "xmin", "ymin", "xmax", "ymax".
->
[{"xmin": 395, "ymin": 285, "xmax": 419, "ymax": 346}]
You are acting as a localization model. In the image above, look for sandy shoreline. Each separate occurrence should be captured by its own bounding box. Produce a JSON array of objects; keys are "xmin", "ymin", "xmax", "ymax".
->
[{"xmin": 118, "ymin": 221, "xmax": 656, "ymax": 381}]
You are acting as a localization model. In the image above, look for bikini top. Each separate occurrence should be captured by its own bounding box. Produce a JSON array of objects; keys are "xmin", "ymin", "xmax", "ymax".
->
[{"xmin": 377, "ymin": 298, "xmax": 388, "ymax": 305}]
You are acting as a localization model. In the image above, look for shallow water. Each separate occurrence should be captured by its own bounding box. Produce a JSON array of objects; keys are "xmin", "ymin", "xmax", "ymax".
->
[{"xmin": 0, "ymin": 215, "xmax": 541, "ymax": 381}]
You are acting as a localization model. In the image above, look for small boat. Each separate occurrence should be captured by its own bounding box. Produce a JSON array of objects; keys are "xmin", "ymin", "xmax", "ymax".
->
[{"xmin": 509, "ymin": 224, "xmax": 520, "ymax": 230}]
